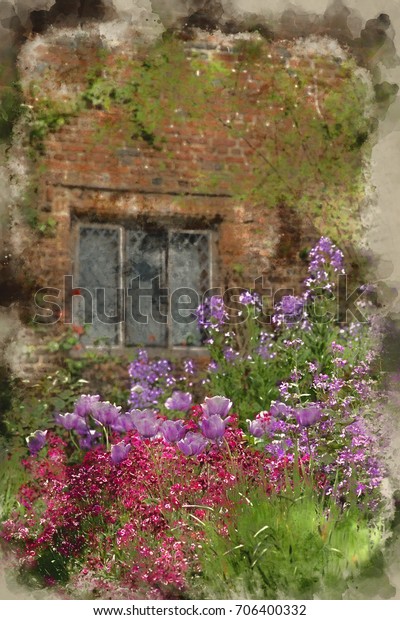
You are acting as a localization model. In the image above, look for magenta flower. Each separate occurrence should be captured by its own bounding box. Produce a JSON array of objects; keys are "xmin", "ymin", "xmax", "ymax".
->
[
  {"xmin": 161, "ymin": 419, "xmax": 186, "ymax": 444},
  {"xmin": 26, "ymin": 430, "xmax": 47, "ymax": 455},
  {"xmin": 74, "ymin": 394, "xmax": 101, "ymax": 417},
  {"xmin": 165, "ymin": 391, "xmax": 193, "ymax": 412},
  {"xmin": 91, "ymin": 402, "xmax": 122, "ymax": 426},
  {"xmin": 200, "ymin": 415, "xmax": 227, "ymax": 441},
  {"xmin": 111, "ymin": 441, "xmax": 132, "ymax": 465},
  {"xmin": 295, "ymin": 406, "xmax": 322, "ymax": 427},
  {"xmin": 131, "ymin": 409, "xmax": 162, "ymax": 438},
  {"xmin": 55, "ymin": 412, "xmax": 88, "ymax": 434},
  {"xmin": 202, "ymin": 396, "xmax": 232, "ymax": 419},
  {"xmin": 177, "ymin": 432, "xmax": 208, "ymax": 456}
]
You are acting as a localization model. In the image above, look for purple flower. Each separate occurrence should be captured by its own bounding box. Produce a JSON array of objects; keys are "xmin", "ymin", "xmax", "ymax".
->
[
  {"xmin": 131, "ymin": 409, "xmax": 161, "ymax": 438},
  {"xmin": 111, "ymin": 441, "xmax": 131, "ymax": 465},
  {"xmin": 161, "ymin": 419, "xmax": 187, "ymax": 444},
  {"xmin": 295, "ymin": 406, "xmax": 322, "ymax": 427},
  {"xmin": 165, "ymin": 391, "xmax": 193, "ymax": 412},
  {"xmin": 177, "ymin": 432, "xmax": 208, "ymax": 456},
  {"xmin": 184, "ymin": 359, "xmax": 196, "ymax": 375},
  {"xmin": 248, "ymin": 419, "xmax": 267, "ymax": 438},
  {"xmin": 26, "ymin": 430, "xmax": 47, "ymax": 455},
  {"xmin": 207, "ymin": 361, "xmax": 219, "ymax": 373},
  {"xmin": 307, "ymin": 237, "xmax": 345, "ymax": 287},
  {"xmin": 91, "ymin": 402, "xmax": 122, "ymax": 426},
  {"xmin": 202, "ymin": 396, "xmax": 233, "ymax": 419},
  {"xmin": 74, "ymin": 394, "xmax": 100, "ymax": 417},
  {"xmin": 55, "ymin": 412, "xmax": 88, "ymax": 434},
  {"xmin": 196, "ymin": 295, "xmax": 228, "ymax": 331},
  {"xmin": 200, "ymin": 415, "xmax": 227, "ymax": 441},
  {"xmin": 280, "ymin": 295, "xmax": 304, "ymax": 317},
  {"xmin": 111, "ymin": 413, "xmax": 136, "ymax": 433},
  {"xmin": 269, "ymin": 401, "xmax": 291, "ymax": 418},
  {"xmin": 223, "ymin": 347, "xmax": 239, "ymax": 363},
  {"xmin": 239, "ymin": 290, "xmax": 260, "ymax": 306},
  {"xmin": 79, "ymin": 430, "xmax": 101, "ymax": 450}
]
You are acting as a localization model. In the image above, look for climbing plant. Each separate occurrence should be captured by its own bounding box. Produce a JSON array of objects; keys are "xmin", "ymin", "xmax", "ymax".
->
[{"xmin": 26, "ymin": 34, "xmax": 374, "ymax": 245}]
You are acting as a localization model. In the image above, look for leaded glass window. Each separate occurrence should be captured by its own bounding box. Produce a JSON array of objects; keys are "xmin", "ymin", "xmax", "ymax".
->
[{"xmin": 75, "ymin": 223, "xmax": 211, "ymax": 348}]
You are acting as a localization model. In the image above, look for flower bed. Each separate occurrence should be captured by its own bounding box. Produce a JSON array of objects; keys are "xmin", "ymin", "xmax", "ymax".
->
[{"xmin": 0, "ymin": 238, "xmax": 394, "ymax": 599}]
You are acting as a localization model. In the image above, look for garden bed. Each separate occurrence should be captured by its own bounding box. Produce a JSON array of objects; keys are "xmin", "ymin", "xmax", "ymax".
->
[{"xmin": 0, "ymin": 238, "xmax": 397, "ymax": 600}]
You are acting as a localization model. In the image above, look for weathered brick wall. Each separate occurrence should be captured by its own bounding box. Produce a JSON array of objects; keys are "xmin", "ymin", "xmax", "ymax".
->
[{"xmin": 12, "ymin": 28, "xmax": 355, "ymax": 374}]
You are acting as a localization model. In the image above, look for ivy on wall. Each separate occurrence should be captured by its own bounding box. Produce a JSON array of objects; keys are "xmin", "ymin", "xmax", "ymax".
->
[{"xmin": 25, "ymin": 34, "xmax": 374, "ymax": 245}]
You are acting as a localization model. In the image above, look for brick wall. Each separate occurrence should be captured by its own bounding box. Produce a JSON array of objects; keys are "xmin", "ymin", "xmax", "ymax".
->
[{"xmin": 13, "ymin": 28, "xmax": 355, "ymax": 374}]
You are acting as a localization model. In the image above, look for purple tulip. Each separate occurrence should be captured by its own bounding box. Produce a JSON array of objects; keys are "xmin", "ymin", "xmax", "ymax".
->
[
  {"xmin": 111, "ymin": 441, "xmax": 132, "ymax": 465},
  {"xmin": 295, "ymin": 406, "xmax": 322, "ymax": 427},
  {"xmin": 161, "ymin": 419, "xmax": 186, "ymax": 443},
  {"xmin": 91, "ymin": 402, "xmax": 122, "ymax": 426},
  {"xmin": 74, "ymin": 394, "xmax": 101, "ymax": 417},
  {"xmin": 202, "ymin": 396, "xmax": 232, "ymax": 419},
  {"xmin": 111, "ymin": 413, "xmax": 136, "ymax": 433},
  {"xmin": 165, "ymin": 391, "xmax": 193, "ymax": 412},
  {"xmin": 248, "ymin": 419, "xmax": 267, "ymax": 438},
  {"xmin": 55, "ymin": 412, "xmax": 88, "ymax": 434},
  {"xmin": 200, "ymin": 415, "xmax": 226, "ymax": 441},
  {"xmin": 131, "ymin": 409, "xmax": 162, "ymax": 438},
  {"xmin": 79, "ymin": 430, "xmax": 101, "ymax": 450},
  {"xmin": 177, "ymin": 432, "xmax": 208, "ymax": 456},
  {"xmin": 269, "ymin": 401, "xmax": 291, "ymax": 418},
  {"xmin": 26, "ymin": 430, "xmax": 47, "ymax": 455}
]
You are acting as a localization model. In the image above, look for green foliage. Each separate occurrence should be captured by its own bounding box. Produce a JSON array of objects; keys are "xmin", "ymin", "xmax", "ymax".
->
[
  {"xmin": 21, "ymin": 35, "xmax": 373, "ymax": 244},
  {"xmin": 193, "ymin": 486, "xmax": 384, "ymax": 599},
  {"xmin": 205, "ymin": 300, "xmax": 374, "ymax": 423},
  {"xmin": 2, "ymin": 370, "xmax": 90, "ymax": 442},
  {"xmin": 19, "ymin": 165, "xmax": 59, "ymax": 236},
  {"xmin": 0, "ymin": 68, "xmax": 22, "ymax": 144},
  {"xmin": 82, "ymin": 37, "xmax": 234, "ymax": 148},
  {"xmin": 79, "ymin": 36, "xmax": 371, "ymax": 243},
  {"xmin": 0, "ymin": 447, "xmax": 29, "ymax": 521},
  {"xmin": 27, "ymin": 85, "xmax": 80, "ymax": 155},
  {"xmin": 1, "ymin": 326, "xmax": 130, "ymax": 443}
]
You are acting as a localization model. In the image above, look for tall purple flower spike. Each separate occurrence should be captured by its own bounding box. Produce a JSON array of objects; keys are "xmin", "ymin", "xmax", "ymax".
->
[
  {"xmin": 26, "ymin": 430, "xmax": 47, "ymax": 455},
  {"xmin": 202, "ymin": 396, "xmax": 232, "ymax": 419}
]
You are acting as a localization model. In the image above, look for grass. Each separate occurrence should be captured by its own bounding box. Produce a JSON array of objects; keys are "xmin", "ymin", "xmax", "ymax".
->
[{"xmin": 191, "ymin": 484, "xmax": 385, "ymax": 600}]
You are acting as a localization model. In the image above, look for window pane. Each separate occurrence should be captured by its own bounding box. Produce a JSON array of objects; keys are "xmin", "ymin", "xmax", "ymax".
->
[
  {"xmin": 169, "ymin": 232, "xmax": 210, "ymax": 347},
  {"xmin": 125, "ymin": 230, "xmax": 168, "ymax": 347},
  {"xmin": 76, "ymin": 226, "xmax": 121, "ymax": 346}
]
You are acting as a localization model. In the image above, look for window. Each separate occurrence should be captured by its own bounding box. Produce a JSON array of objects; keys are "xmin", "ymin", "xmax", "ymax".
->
[{"xmin": 74, "ymin": 223, "xmax": 212, "ymax": 348}]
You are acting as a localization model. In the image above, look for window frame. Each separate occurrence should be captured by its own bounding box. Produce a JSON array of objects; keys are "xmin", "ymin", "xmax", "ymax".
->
[{"xmin": 72, "ymin": 220, "xmax": 215, "ymax": 351}]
